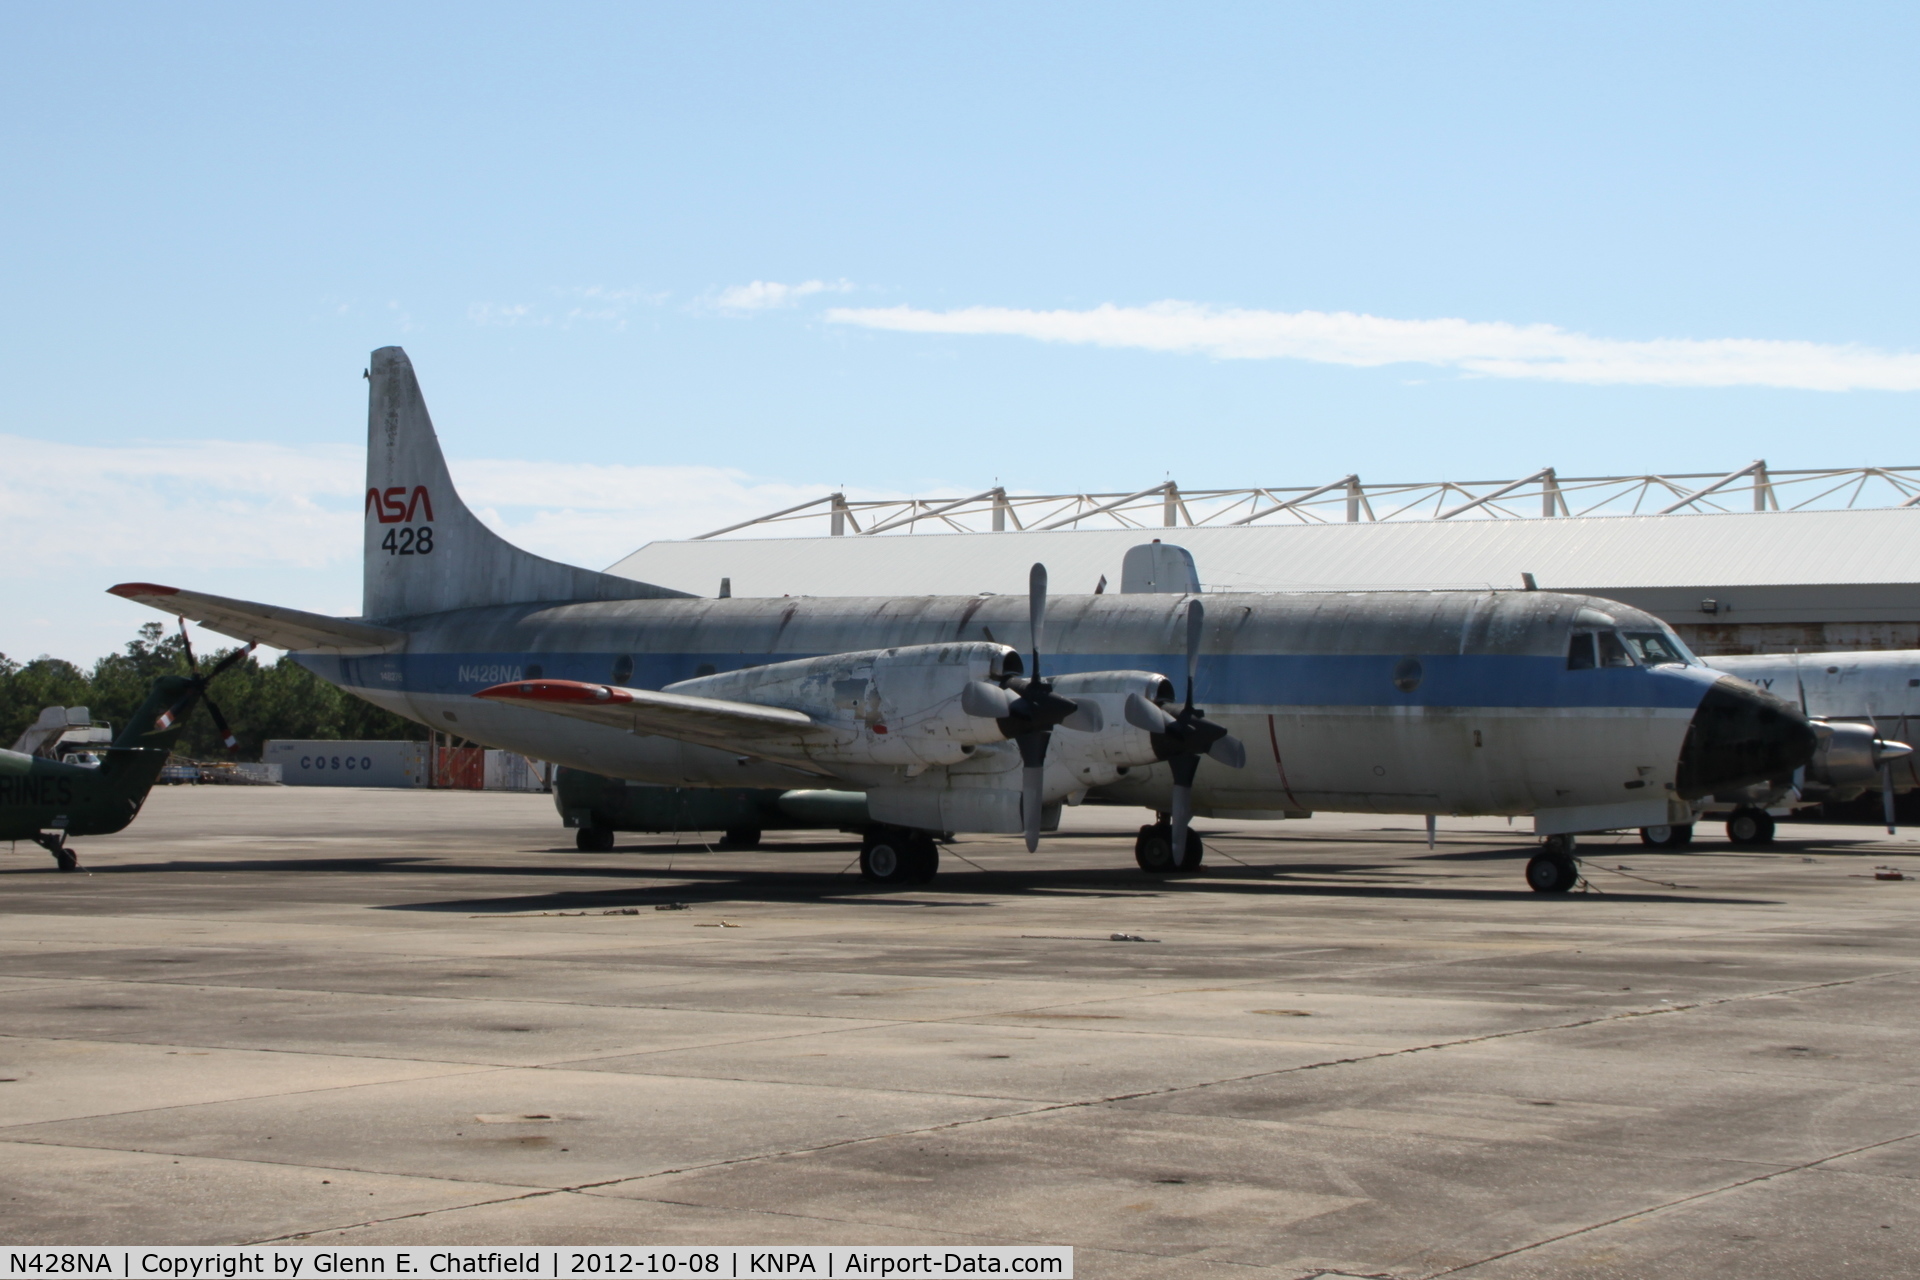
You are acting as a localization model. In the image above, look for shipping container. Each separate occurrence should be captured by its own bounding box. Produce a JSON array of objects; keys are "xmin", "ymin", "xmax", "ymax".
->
[{"xmin": 263, "ymin": 740, "xmax": 429, "ymax": 788}]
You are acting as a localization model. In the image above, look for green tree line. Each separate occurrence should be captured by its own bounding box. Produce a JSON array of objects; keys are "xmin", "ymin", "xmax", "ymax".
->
[{"xmin": 0, "ymin": 623, "xmax": 425, "ymax": 759}]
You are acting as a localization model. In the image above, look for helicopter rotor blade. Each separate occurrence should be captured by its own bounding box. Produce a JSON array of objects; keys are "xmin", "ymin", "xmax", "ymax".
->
[
  {"xmin": 177, "ymin": 617, "xmax": 199, "ymax": 675},
  {"xmin": 205, "ymin": 643, "xmax": 257, "ymax": 681},
  {"xmin": 203, "ymin": 696, "xmax": 240, "ymax": 751}
]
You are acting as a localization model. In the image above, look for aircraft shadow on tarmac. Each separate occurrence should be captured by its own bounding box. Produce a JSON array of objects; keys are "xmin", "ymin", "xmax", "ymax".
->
[{"xmin": 6, "ymin": 833, "xmax": 1807, "ymax": 909}]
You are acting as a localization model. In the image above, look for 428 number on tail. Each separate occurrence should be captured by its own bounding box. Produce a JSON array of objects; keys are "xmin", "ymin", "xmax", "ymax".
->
[{"xmin": 381, "ymin": 525, "xmax": 434, "ymax": 555}]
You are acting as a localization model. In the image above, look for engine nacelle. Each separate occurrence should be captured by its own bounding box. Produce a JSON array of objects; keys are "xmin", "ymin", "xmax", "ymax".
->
[
  {"xmin": 1803, "ymin": 719, "xmax": 1913, "ymax": 801},
  {"xmin": 664, "ymin": 641, "xmax": 1021, "ymax": 768},
  {"xmin": 1043, "ymin": 670, "xmax": 1175, "ymax": 793}
]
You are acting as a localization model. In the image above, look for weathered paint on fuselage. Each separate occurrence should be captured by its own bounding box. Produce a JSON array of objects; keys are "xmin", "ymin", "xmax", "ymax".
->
[{"xmin": 296, "ymin": 588, "xmax": 1723, "ymax": 817}]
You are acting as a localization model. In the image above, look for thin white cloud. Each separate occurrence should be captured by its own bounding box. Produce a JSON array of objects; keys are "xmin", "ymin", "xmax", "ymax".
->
[
  {"xmin": 468, "ymin": 286, "xmax": 667, "ymax": 330},
  {"xmin": 713, "ymin": 278, "xmax": 855, "ymax": 313},
  {"xmin": 0, "ymin": 434, "xmax": 913, "ymax": 659},
  {"xmin": 825, "ymin": 301, "xmax": 1920, "ymax": 392}
]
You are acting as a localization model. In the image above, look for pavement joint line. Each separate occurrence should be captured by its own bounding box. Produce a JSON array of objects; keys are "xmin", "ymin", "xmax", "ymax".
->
[
  {"xmin": 0, "ymin": 1060, "xmax": 516, "ymax": 1133},
  {"xmin": 0, "ymin": 1135, "xmax": 560, "ymax": 1192},
  {"xmin": 1418, "ymin": 1124, "xmax": 1920, "ymax": 1279},
  {"xmin": 234, "ymin": 961, "xmax": 1920, "ymax": 1243}
]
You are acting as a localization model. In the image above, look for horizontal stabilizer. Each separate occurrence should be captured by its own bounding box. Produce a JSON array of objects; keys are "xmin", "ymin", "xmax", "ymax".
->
[
  {"xmin": 474, "ymin": 678, "xmax": 829, "ymax": 770},
  {"xmin": 108, "ymin": 583, "xmax": 407, "ymax": 653}
]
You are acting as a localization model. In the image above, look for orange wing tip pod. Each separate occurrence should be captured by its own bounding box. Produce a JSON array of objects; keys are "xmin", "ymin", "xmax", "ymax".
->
[{"xmin": 475, "ymin": 679, "xmax": 633, "ymax": 705}]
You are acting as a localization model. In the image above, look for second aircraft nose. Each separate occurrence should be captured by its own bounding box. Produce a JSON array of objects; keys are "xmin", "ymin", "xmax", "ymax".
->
[{"xmin": 1676, "ymin": 676, "xmax": 1818, "ymax": 798}]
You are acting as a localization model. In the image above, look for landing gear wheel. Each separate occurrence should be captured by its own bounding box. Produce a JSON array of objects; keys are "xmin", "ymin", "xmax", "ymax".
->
[
  {"xmin": 1525, "ymin": 850, "xmax": 1580, "ymax": 893},
  {"xmin": 1134, "ymin": 824, "xmax": 1176, "ymax": 874},
  {"xmin": 860, "ymin": 827, "xmax": 924, "ymax": 885},
  {"xmin": 1726, "ymin": 807, "xmax": 1775, "ymax": 845},
  {"xmin": 1175, "ymin": 826, "xmax": 1204, "ymax": 872},
  {"xmin": 721, "ymin": 827, "xmax": 762, "ymax": 849},
  {"xmin": 576, "ymin": 826, "xmax": 615, "ymax": 852},
  {"xmin": 903, "ymin": 831, "xmax": 940, "ymax": 883},
  {"xmin": 1639, "ymin": 823, "xmax": 1694, "ymax": 848},
  {"xmin": 31, "ymin": 832, "xmax": 78, "ymax": 872}
]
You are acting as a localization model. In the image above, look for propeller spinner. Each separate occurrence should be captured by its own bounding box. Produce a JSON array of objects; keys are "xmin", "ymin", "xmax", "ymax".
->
[{"xmin": 1123, "ymin": 598, "xmax": 1248, "ymax": 859}]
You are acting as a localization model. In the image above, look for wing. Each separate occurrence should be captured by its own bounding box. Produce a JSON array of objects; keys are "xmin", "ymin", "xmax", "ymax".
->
[
  {"xmin": 474, "ymin": 679, "xmax": 830, "ymax": 767},
  {"xmin": 109, "ymin": 583, "xmax": 405, "ymax": 653}
]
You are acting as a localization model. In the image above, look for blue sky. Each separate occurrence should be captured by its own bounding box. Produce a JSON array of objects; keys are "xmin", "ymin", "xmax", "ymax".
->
[{"xmin": 3, "ymin": 3, "xmax": 1917, "ymax": 660}]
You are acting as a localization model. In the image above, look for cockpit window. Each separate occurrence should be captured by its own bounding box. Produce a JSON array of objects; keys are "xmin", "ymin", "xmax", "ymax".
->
[
  {"xmin": 1567, "ymin": 633, "xmax": 1596, "ymax": 670},
  {"xmin": 1597, "ymin": 631, "xmax": 1634, "ymax": 668},
  {"xmin": 1623, "ymin": 631, "xmax": 1687, "ymax": 666}
]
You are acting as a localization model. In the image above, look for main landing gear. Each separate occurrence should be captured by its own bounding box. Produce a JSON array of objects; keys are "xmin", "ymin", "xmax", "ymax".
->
[
  {"xmin": 1640, "ymin": 823, "xmax": 1694, "ymax": 847},
  {"xmin": 575, "ymin": 825, "xmax": 616, "ymax": 852},
  {"xmin": 1725, "ymin": 806, "xmax": 1776, "ymax": 846},
  {"xmin": 30, "ymin": 831, "xmax": 79, "ymax": 872},
  {"xmin": 1525, "ymin": 833, "xmax": 1580, "ymax": 893},
  {"xmin": 1134, "ymin": 821, "xmax": 1203, "ymax": 874},
  {"xmin": 860, "ymin": 826, "xmax": 939, "ymax": 885}
]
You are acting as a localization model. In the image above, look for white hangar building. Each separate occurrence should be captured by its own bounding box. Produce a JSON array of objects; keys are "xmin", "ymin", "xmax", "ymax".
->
[{"xmin": 609, "ymin": 463, "xmax": 1920, "ymax": 656}]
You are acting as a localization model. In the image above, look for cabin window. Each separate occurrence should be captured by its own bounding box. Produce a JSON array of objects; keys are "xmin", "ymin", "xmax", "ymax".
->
[
  {"xmin": 610, "ymin": 655, "xmax": 634, "ymax": 684},
  {"xmin": 1567, "ymin": 633, "xmax": 1596, "ymax": 670},
  {"xmin": 1623, "ymin": 631, "xmax": 1687, "ymax": 667},
  {"xmin": 1598, "ymin": 631, "xmax": 1634, "ymax": 667}
]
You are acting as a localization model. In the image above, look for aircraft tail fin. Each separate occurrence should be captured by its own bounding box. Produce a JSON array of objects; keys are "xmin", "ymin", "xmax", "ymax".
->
[{"xmin": 363, "ymin": 347, "xmax": 691, "ymax": 620}]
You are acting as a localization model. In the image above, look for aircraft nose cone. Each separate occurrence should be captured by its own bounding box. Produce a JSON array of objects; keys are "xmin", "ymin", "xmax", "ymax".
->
[{"xmin": 1676, "ymin": 676, "xmax": 1818, "ymax": 798}]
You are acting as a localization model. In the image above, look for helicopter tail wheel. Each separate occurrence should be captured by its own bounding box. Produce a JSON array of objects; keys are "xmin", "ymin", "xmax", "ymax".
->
[{"xmin": 30, "ymin": 832, "xmax": 79, "ymax": 872}]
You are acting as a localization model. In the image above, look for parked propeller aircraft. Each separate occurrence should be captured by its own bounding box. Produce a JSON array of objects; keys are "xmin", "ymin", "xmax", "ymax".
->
[
  {"xmin": 1630, "ymin": 649, "xmax": 1920, "ymax": 843},
  {"xmin": 4, "ymin": 636, "xmax": 251, "ymax": 869},
  {"xmin": 112, "ymin": 347, "xmax": 1817, "ymax": 892}
]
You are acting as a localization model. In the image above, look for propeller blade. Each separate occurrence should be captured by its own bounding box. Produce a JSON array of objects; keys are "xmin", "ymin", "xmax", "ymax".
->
[
  {"xmin": 177, "ymin": 617, "xmax": 199, "ymax": 674},
  {"xmin": 1061, "ymin": 701, "xmax": 1103, "ymax": 733},
  {"xmin": 1886, "ymin": 763, "xmax": 1898, "ymax": 835},
  {"xmin": 203, "ymin": 696, "xmax": 240, "ymax": 751},
  {"xmin": 962, "ymin": 680, "xmax": 1018, "ymax": 718},
  {"xmin": 1208, "ymin": 734, "xmax": 1248, "ymax": 769},
  {"xmin": 1022, "ymin": 764, "xmax": 1045, "ymax": 852},
  {"xmin": 1184, "ymin": 598, "xmax": 1204, "ymax": 709},
  {"xmin": 1125, "ymin": 691, "xmax": 1176, "ymax": 734},
  {"xmin": 1028, "ymin": 563, "xmax": 1048, "ymax": 679},
  {"xmin": 1168, "ymin": 753, "xmax": 1201, "ymax": 863}
]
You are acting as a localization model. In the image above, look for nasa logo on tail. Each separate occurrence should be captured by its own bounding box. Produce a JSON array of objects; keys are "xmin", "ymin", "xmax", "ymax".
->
[
  {"xmin": 365, "ymin": 485, "xmax": 435, "ymax": 523},
  {"xmin": 366, "ymin": 485, "xmax": 437, "ymax": 556}
]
